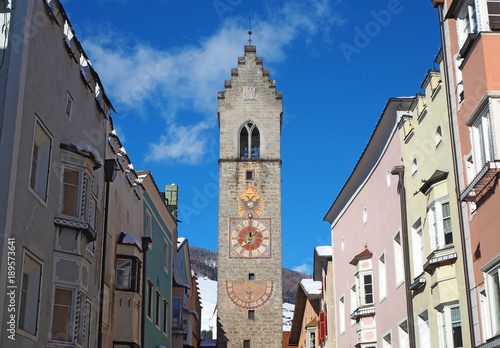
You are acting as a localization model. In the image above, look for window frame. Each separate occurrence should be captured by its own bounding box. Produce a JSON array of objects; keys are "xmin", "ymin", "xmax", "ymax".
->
[
  {"xmin": 457, "ymin": 0, "xmax": 478, "ymax": 48},
  {"xmin": 60, "ymin": 166, "xmax": 82, "ymax": 218},
  {"xmin": 428, "ymin": 199, "xmax": 453, "ymax": 252},
  {"xmin": 339, "ymin": 295, "xmax": 345, "ymax": 334},
  {"xmin": 50, "ymin": 286, "xmax": 75, "ymax": 343},
  {"xmin": 155, "ymin": 290, "xmax": 161, "ymax": 328},
  {"xmin": 239, "ymin": 122, "xmax": 260, "ymax": 159},
  {"xmin": 356, "ymin": 271, "xmax": 374, "ymax": 307},
  {"xmin": 412, "ymin": 218, "xmax": 425, "ymax": 277},
  {"xmin": 470, "ymin": 108, "xmax": 495, "ymax": 174},
  {"xmin": 147, "ymin": 280, "xmax": 153, "ymax": 320},
  {"xmin": 65, "ymin": 91, "xmax": 73, "ymax": 118},
  {"xmin": 417, "ymin": 309, "xmax": 431, "ymax": 348},
  {"xmin": 484, "ymin": 261, "xmax": 500, "ymax": 337},
  {"xmin": 398, "ymin": 318, "xmax": 410, "ymax": 348},
  {"xmin": 18, "ymin": 250, "xmax": 43, "ymax": 339},
  {"xmin": 115, "ymin": 255, "xmax": 141, "ymax": 292},
  {"xmin": 29, "ymin": 117, "xmax": 53, "ymax": 203},
  {"xmin": 378, "ymin": 252, "xmax": 387, "ymax": 302},
  {"xmin": 163, "ymin": 299, "xmax": 168, "ymax": 335},
  {"xmin": 172, "ymin": 299, "xmax": 181, "ymax": 328},
  {"xmin": 393, "ymin": 231, "xmax": 404, "ymax": 286}
]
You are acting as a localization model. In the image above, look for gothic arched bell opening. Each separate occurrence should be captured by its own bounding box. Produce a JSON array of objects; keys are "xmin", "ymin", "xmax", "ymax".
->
[{"xmin": 240, "ymin": 122, "xmax": 260, "ymax": 159}]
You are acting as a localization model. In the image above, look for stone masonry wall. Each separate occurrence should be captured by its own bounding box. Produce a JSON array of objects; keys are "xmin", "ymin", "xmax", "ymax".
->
[{"xmin": 217, "ymin": 46, "xmax": 283, "ymax": 348}]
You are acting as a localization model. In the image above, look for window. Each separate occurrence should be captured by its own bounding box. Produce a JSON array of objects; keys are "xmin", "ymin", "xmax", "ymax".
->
[
  {"xmin": 382, "ymin": 331, "xmax": 392, "ymax": 348},
  {"xmin": 65, "ymin": 92, "xmax": 73, "ymax": 118},
  {"xmin": 394, "ymin": 232, "xmax": 404, "ymax": 285},
  {"xmin": 412, "ymin": 219, "xmax": 424, "ymax": 276},
  {"xmin": 484, "ymin": 263, "xmax": 500, "ymax": 336},
  {"xmin": 438, "ymin": 305, "xmax": 463, "ymax": 348},
  {"xmin": 243, "ymin": 340, "xmax": 251, "ymax": 348},
  {"xmin": 30, "ymin": 120, "xmax": 52, "ymax": 201},
  {"xmin": 163, "ymin": 300, "xmax": 168, "ymax": 334},
  {"xmin": 19, "ymin": 252, "xmax": 42, "ymax": 336},
  {"xmin": 339, "ymin": 296, "xmax": 345, "ymax": 333},
  {"xmin": 115, "ymin": 256, "xmax": 141, "ymax": 292},
  {"xmin": 173, "ymin": 299, "xmax": 181, "ymax": 328},
  {"xmin": 306, "ymin": 328, "xmax": 316, "ymax": 348},
  {"xmin": 155, "ymin": 291, "xmax": 161, "ymax": 327},
  {"xmin": 379, "ymin": 253, "xmax": 387, "ymax": 301},
  {"xmin": 146, "ymin": 213, "xmax": 152, "ymax": 238},
  {"xmin": 240, "ymin": 122, "xmax": 260, "ymax": 158},
  {"xmin": 51, "ymin": 287, "xmax": 74, "ymax": 341},
  {"xmin": 471, "ymin": 109, "xmax": 495, "ymax": 173},
  {"xmin": 357, "ymin": 272, "xmax": 373, "ymax": 306},
  {"xmin": 399, "ymin": 319, "xmax": 410, "ymax": 348},
  {"xmin": 249, "ymin": 273, "xmax": 255, "ymax": 280},
  {"xmin": 248, "ymin": 310, "xmax": 255, "ymax": 319},
  {"xmin": 62, "ymin": 168, "xmax": 80, "ymax": 217},
  {"xmin": 246, "ymin": 170, "xmax": 253, "ymax": 180},
  {"xmin": 417, "ymin": 310, "xmax": 431, "ymax": 348},
  {"xmin": 164, "ymin": 241, "xmax": 169, "ymax": 273},
  {"xmin": 412, "ymin": 157, "xmax": 418, "ymax": 175},
  {"xmin": 435, "ymin": 126, "xmax": 443, "ymax": 147},
  {"xmin": 350, "ymin": 284, "xmax": 357, "ymax": 325},
  {"xmin": 428, "ymin": 200, "xmax": 453, "ymax": 251},
  {"xmin": 147, "ymin": 280, "xmax": 153, "ymax": 319},
  {"xmin": 457, "ymin": 0, "xmax": 478, "ymax": 48}
]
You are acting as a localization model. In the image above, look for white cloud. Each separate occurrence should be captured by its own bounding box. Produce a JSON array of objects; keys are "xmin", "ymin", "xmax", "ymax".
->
[
  {"xmin": 82, "ymin": 0, "xmax": 344, "ymax": 164},
  {"xmin": 293, "ymin": 264, "xmax": 311, "ymax": 274}
]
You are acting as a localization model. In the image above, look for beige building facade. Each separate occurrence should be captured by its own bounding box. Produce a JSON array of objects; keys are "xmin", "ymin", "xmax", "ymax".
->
[{"xmin": 397, "ymin": 53, "xmax": 471, "ymax": 347}]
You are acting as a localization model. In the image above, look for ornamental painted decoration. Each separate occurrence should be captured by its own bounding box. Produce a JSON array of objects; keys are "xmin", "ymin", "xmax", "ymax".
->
[
  {"xmin": 226, "ymin": 280, "xmax": 273, "ymax": 309},
  {"xmin": 238, "ymin": 186, "xmax": 262, "ymax": 217},
  {"xmin": 229, "ymin": 217, "xmax": 271, "ymax": 259}
]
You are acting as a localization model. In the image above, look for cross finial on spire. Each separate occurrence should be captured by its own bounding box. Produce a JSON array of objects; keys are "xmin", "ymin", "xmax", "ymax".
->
[{"xmin": 248, "ymin": 13, "xmax": 253, "ymax": 46}]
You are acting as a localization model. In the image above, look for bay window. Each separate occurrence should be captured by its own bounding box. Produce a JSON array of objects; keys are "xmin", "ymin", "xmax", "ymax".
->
[
  {"xmin": 457, "ymin": 0, "xmax": 478, "ymax": 48},
  {"xmin": 62, "ymin": 168, "xmax": 81, "ymax": 217},
  {"xmin": 115, "ymin": 256, "xmax": 141, "ymax": 292},
  {"xmin": 356, "ymin": 272, "xmax": 373, "ymax": 306},
  {"xmin": 51, "ymin": 287, "xmax": 74, "ymax": 341}
]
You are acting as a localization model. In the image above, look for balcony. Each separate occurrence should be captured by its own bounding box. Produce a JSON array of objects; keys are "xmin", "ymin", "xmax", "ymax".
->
[
  {"xmin": 350, "ymin": 306, "xmax": 375, "ymax": 320},
  {"xmin": 460, "ymin": 160, "xmax": 500, "ymax": 202},
  {"xmin": 54, "ymin": 216, "xmax": 96, "ymax": 241}
]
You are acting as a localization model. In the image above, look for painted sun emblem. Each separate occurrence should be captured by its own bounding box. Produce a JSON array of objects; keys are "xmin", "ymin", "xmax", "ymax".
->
[{"xmin": 238, "ymin": 186, "xmax": 262, "ymax": 217}]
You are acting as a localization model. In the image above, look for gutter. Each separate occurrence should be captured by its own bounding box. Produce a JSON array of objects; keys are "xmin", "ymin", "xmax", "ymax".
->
[{"xmin": 391, "ymin": 165, "xmax": 416, "ymax": 348}]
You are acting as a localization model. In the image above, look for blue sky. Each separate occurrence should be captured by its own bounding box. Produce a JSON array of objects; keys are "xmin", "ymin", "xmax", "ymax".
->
[{"xmin": 62, "ymin": 0, "xmax": 441, "ymax": 274}]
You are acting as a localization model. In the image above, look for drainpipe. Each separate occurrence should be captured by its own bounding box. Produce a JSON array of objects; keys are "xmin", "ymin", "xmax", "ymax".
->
[
  {"xmin": 141, "ymin": 236, "xmax": 152, "ymax": 348},
  {"xmin": 436, "ymin": 4, "xmax": 476, "ymax": 345},
  {"xmin": 391, "ymin": 165, "xmax": 416, "ymax": 348},
  {"xmin": 98, "ymin": 159, "xmax": 118, "ymax": 348}
]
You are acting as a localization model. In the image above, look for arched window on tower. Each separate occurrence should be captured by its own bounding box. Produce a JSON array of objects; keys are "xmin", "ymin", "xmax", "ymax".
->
[{"xmin": 240, "ymin": 122, "xmax": 260, "ymax": 158}]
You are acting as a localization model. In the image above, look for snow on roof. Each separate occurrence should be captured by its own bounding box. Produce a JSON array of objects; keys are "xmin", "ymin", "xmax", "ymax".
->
[
  {"xmin": 316, "ymin": 246, "xmax": 332, "ymax": 257},
  {"xmin": 177, "ymin": 237, "xmax": 186, "ymax": 246},
  {"xmin": 120, "ymin": 233, "xmax": 142, "ymax": 250},
  {"xmin": 301, "ymin": 279, "xmax": 322, "ymax": 296},
  {"xmin": 76, "ymin": 144, "xmax": 103, "ymax": 167}
]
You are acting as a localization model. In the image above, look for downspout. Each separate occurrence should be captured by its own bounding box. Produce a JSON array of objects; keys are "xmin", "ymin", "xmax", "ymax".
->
[
  {"xmin": 436, "ymin": 4, "xmax": 476, "ymax": 345},
  {"xmin": 391, "ymin": 165, "xmax": 416, "ymax": 348},
  {"xmin": 98, "ymin": 159, "xmax": 117, "ymax": 348},
  {"xmin": 141, "ymin": 236, "xmax": 152, "ymax": 348}
]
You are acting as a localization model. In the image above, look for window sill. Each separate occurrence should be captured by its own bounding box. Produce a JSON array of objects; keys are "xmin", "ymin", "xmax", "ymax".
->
[
  {"xmin": 423, "ymin": 247, "xmax": 457, "ymax": 274},
  {"xmin": 350, "ymin": 305, "xmax": 375, "ymax": 320}
]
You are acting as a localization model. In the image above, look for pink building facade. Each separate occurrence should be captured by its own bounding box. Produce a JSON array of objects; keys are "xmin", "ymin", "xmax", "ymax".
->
[{"xmin": 325, "ymin": 99, "xmax": 413, "ymax": 348}]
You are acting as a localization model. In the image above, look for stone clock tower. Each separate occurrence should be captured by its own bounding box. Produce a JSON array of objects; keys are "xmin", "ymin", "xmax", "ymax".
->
[{"xmin": 217, "ymin": 45, "xmax": 283, "ymax": 348}]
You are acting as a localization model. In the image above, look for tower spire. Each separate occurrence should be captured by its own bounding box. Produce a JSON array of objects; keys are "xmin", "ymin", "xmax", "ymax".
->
[{"xmin": 247, "ymin": 13, "xmax": 252, "ymax": 46}]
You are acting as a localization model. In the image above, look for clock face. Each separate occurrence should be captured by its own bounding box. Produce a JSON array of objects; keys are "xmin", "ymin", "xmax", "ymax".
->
[{"xmin": 229, "ymin": 218, "xmax": 271, "ymax": 259}]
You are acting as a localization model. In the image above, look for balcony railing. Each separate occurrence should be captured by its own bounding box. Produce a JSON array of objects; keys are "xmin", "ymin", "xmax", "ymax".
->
[{"xmin": 460, "ymin": 161, "xmax": 500, "ymax": 202}]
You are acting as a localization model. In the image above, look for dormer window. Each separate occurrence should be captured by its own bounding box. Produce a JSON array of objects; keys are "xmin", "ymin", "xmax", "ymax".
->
[{"xmin": 240, "ymin": 122, "xmax": 260, "ymax": 159}]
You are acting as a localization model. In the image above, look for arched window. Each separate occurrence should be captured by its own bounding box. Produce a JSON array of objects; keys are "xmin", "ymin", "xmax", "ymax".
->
[{"xmin": 240, "ymin": 122, "xmax": 260, "ymax": 158}]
